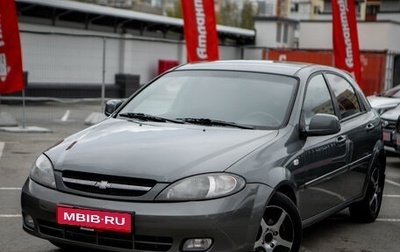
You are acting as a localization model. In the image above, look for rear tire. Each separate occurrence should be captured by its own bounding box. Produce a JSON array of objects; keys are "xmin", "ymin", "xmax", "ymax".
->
[
  {"xmin": 253, "ymin": 192, "xmax": 302, "ymax": 252},
  {"xmin": 349, "ymin": 162, "xmax": 384, "ymax": 223}
]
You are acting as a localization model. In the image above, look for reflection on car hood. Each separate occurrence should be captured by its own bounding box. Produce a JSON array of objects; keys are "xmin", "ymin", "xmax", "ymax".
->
[{"xmin": 46, "ymin": 118, "xmax": 278, "ymax": 182}]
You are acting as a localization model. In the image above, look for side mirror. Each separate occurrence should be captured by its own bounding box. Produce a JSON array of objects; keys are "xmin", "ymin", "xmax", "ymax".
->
[
  {"xmin": 104, "ymin": 99, "xmax": 123, "ymax": 116},
  {"xmin": 306, "ymin": 114, "xmax": 340, "ymax": 136}
]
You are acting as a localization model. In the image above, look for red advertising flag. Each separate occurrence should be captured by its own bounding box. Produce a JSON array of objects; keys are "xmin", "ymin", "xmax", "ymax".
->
[
  {"xmin": 0, "ymin": 0, "xmax": 24, "ymax": 94},
  {"xmin": 181, "ymin": 0, "xmax": 219, "ymax": 62},
  {"xmin": 331, "ymin": 0, "xmax": 363, "ymax": 88}
]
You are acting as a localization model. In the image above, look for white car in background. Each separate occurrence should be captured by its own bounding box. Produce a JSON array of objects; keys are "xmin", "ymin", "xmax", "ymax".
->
[
  {"xmin": 368, "ymin": 85, "xmax": 400, "ymax": 114},
  {"xmin": 380, "ymin": 105, "xmax": 400, "ymax": 154}
]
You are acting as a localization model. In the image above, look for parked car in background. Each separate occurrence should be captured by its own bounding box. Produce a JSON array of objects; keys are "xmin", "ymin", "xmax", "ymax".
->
[
  {"xmin": 380, "ymin": 105, "xmax": 400, "ymax": 154},
  {"xmin": 21, "ymin": 60, "xmax": 386, "ymax": 252},
  {"xmin": 367, "ymin": 85, "xmax": 400, "ymax": 114}
]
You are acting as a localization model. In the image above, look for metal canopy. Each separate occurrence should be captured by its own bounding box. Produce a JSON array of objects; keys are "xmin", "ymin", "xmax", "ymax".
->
[{"xmin": 16, "ymin": 0, "xmax": 255, "ymax": 45}]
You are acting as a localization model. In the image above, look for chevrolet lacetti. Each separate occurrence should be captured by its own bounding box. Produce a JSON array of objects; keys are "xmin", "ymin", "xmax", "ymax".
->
[{"xmin": 21, "ymin": 60, "xmax": 386, "ymax": 252}]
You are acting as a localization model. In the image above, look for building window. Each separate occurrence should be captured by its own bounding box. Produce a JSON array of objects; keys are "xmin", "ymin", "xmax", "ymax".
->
[
  {"xmin": 276, "ymin": 23, "xmax": 282, "ymax": 43},
  {"xmin": 291, "ymin": 3, "xmax": 299, "ymax": 12},
  {"xmin": 283, "ymin": 23, "xmax": 288, "ymax": 43},
  {"xmin": 313, "ymin": 6, "xmax": 321, "ymax": 14},
  {"xmin": 366, "ymin": 4, "xmax": 380, "ymax": 21}
]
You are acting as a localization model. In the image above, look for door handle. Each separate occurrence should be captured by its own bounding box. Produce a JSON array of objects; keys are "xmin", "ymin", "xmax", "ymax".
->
[
  {"xmin": 336, "ymin": 135, "xmax": 347, "ymax": 144},
  {"xmin": 366, "ymin": 123, "xmax": 375, "ymax": 131}
]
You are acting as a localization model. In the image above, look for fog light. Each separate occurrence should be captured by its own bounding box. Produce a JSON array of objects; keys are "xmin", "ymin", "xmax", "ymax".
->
[
  {"xmin": 182, "ymin": 238, "xmax": 213, "ymax": 251},
  {"xmin": 24, "ymin": 214, "xmax": 35, "ymax": 229}
]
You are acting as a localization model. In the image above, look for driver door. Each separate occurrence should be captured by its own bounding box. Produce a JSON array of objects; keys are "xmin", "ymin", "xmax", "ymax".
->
[{"xmin": 297, "ymin": 74, "xmax": 352, "ymax": 220}]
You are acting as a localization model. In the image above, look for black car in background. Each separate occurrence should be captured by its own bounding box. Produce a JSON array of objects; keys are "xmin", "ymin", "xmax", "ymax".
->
[{"xmin": 21, "ymin": 61, "xmax": 385, "ymax": 252}]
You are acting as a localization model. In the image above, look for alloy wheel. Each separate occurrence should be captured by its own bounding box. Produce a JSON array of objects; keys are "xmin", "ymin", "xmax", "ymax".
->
[
  {"xmin": 368, "ymin": 166, "xmax": 382, "ymax": 215},
  {"xmin": 254, "ymin": 206, "xmax": 294, "ymax": 252}
]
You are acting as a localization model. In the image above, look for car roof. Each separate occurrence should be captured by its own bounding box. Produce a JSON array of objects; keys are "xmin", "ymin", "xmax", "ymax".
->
[{"xmin": 174, "ymin": 60, "xmax": 324, "ymax": 76}]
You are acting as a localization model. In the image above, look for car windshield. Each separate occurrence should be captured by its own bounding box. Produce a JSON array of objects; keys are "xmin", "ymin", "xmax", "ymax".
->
[{"xmin": 118, "ymin": 70, "xmax": 298, "ymax": 129}]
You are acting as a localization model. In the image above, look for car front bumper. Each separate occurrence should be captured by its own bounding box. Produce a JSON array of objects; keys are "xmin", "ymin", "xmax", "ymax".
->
[{"xmin": 21, "ymin": 178, "xmax": 273, "ymax": 252}]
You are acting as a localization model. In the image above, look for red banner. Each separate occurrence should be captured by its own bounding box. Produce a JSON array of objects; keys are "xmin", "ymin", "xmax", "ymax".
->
[
  {"xmin": 181, "ymin": 0, "xmax": 219, "ymax": 62},
  {"xmin": 331, "ymin": 0, "xmax": 362, "ymax": 88},
  {"xmin": 0, "ymin": 0, "xmax": 24, "ymax": 94}
]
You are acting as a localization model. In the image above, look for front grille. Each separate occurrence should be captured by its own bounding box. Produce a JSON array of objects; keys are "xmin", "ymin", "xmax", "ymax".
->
[
  {"xmin": 38, "ymin": 220, "xmax": 173, "ymax": 251},
  {"xmin": 383, "ymin": 119, "xmax": 397, "ymax": 130},
  {"xmin": 62, "ymin": 171, "xmax": 157, "ymax": 197}
]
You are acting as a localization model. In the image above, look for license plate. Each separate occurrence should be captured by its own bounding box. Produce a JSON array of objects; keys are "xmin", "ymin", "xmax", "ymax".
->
[
  {"xmin": 56, "ymin": 205, "xmax": 132, "ymax": 233},
  {"xmin": 383, "ymin": 131, "xmax": 391, "ymax": 141}
]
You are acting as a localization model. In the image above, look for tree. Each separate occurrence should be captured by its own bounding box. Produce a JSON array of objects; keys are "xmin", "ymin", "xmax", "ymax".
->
[
  {"xmin": 240, "ymin": 0, "xmax": 255, "ymax": 29},
  {"xmin": 216, "ymin": 0, "xmax": 240, "ymax": 27},
  {"xmin": 165, "ymin": 0, "xmax": 182, "ymax": 18}
]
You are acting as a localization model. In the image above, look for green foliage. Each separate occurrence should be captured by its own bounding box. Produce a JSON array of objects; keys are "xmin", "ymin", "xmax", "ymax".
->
[
  {"xmin": 216, "ymin": 0, "xmax": 240, "ymax": 27},
  {"xmin": 216, "ymin": 0, "xmax": 255, "ymax": 29},
  {"xmin": 166, "ymin": 0, "xmax": 182, "ymax": 19},
  {"xmin": 240, "ymin": 0, "xmax": 255, "ymax": 29},
  {"xmin": 71, "ymin": 0, "xmax": 255, "ymax": 29}
]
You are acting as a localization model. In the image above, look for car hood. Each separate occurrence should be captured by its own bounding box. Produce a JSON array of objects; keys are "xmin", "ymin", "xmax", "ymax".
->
[
  {"xmin": 367, "ymin": 95, "xmax": 400, "ymax": 108},
  {"xmin": 46, "ymin": 118, "xmax": 278, "ymax": 182},
  {"xmin": 381, "ymin": 107, "xmax": 400, "ymax": 121}
]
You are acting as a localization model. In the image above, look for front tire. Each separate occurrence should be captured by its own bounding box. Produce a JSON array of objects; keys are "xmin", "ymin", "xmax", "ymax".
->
[
  {"xmin": 253, "ymin": 192, "xmax": 302, "ymax": 252},
  {"xmin": 349, "ymin": 162, "xmax": 385, "ymax": 223}
]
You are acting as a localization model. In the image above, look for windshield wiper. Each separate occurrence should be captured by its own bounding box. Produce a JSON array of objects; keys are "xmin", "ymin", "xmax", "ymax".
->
[
  {"xmin": 119, "ymin": 113, "xmax": 184, "ymax": 124},
  {"xmin": 178, "ymin": 118, "xmax": 254, "ymax": 129}
]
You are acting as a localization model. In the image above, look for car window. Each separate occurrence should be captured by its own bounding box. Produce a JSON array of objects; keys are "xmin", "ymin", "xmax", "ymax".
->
[
  {"xmin": 119, "ymin": 70, "xmax": 298, "ymax": 128},
  {"xmin": 302, "ymin": 74, "xmax": 335, "ymax": 125},
  {"xmin": 325, "ymin": 73, "xmax": 361, "ymax": 119}
]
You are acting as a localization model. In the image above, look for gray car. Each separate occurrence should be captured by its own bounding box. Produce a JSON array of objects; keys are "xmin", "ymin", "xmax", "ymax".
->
[{"xmin": 21, "ymin": 60, "xmax": 386, "ymax": 252}]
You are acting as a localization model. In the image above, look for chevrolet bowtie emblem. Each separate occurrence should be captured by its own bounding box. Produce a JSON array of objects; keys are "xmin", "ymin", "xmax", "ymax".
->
[{"xmin": 95, "ymin": 180, "xmax": 112, "ymax": 189}]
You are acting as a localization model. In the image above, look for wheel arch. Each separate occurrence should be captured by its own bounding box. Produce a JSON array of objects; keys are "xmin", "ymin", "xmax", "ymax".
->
[
  {"xmin": 275, "ymin": 184, "xmax": 297, "ymax": 206},
  {"xmin": 257, "ymin": 166, "xmax": 299, "ymax": 207},
  {"xmin": 377, "ymin": 146, "xmax": 386, "ymax": 173},
  {"xmin": 371, "ymin": 139, "xmax": 386, "ymax": 180}
]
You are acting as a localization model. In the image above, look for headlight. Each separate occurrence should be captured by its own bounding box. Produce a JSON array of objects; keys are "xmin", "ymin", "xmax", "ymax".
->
[
  {"xmin": 156, "ymin": 173, "xmax": 245, "ymax": 201},
  {"xmin": 30, "ymin": 154, "xmax": 56, "ymax": 189}
]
